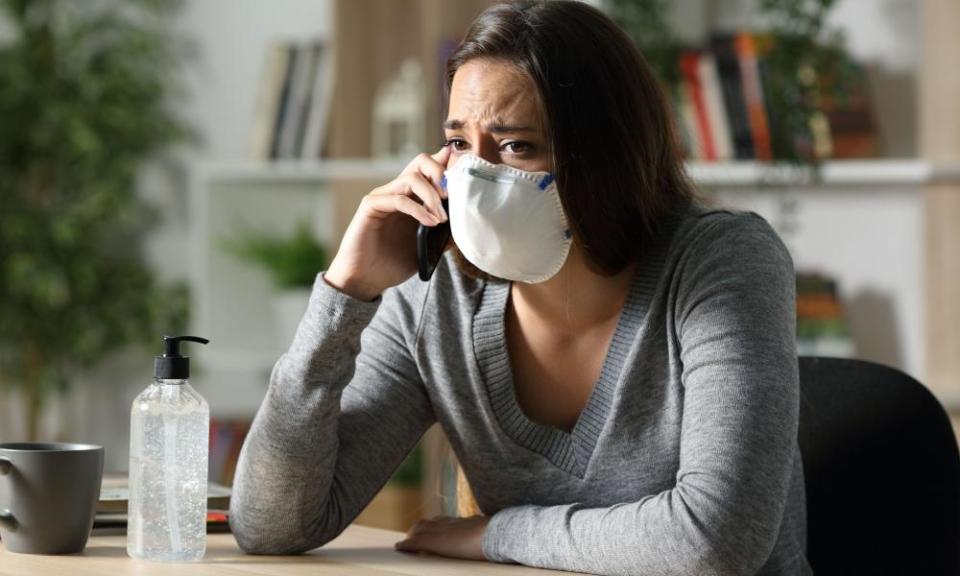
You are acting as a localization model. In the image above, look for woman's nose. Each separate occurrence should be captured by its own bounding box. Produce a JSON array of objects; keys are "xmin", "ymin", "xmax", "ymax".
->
[{"xmin": 474, "ymin": 138, "xmax": 501, "ymax": 165}]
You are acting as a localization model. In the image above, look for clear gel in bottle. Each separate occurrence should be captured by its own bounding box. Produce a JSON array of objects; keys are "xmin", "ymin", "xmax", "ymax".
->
[{"xmin": 128, "ymin": 335, "xmax": 210, "ymax": 562}]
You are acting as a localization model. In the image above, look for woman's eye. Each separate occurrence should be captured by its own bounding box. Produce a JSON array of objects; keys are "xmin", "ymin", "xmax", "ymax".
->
[
  {"xmin": 444, "ymin": 138, "xmax": 469, "ymax": 151},
  {"xmin": 501, "ymin": 141, "xmax": 532, "ymax": 154}
]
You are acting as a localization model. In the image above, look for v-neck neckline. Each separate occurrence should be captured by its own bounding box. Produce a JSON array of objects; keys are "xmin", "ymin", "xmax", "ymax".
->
[{"xmin": 471, "ymin": 208, "xmax": 685, "ymax": 477}]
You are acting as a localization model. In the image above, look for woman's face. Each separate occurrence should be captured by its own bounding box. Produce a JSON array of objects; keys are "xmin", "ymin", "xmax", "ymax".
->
[{"xmin": 444, "ymin": 59, "xmax": 550, "ymax": 173}]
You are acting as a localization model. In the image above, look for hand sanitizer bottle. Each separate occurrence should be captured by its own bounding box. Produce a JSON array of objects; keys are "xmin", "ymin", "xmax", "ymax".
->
[{"xmin": 128, "ymin": 335, "xmax": 210, "ymax": 561}]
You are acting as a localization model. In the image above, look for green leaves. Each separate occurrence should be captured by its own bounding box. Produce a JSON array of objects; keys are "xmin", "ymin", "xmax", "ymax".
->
[
  {"xmin": 758, "ymin": 0, "xmax": 846, "ymax": 164},
  {"xmin": 223, "ymin": 223, "xmax": 330, "ymax": 291},
  {"xmin": 0, "ymin": 0, "xmax": 189, "ymax": 407},
  {"xmin": 602, "ymin": 0, "xmax": 680, "ymax": 87}
]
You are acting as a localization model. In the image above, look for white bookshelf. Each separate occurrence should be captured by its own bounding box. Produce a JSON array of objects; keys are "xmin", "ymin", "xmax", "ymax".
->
[
  {"xmin": 688, "ymin": 159, "xmax": 960, "ymax": 188},
  {"xmin": 200, "ymin": 158, "xmax": 960, "ymax": 188},
  {"xmin": 197, "ymin": 159, "xmax": 407, "ymax": 184}
]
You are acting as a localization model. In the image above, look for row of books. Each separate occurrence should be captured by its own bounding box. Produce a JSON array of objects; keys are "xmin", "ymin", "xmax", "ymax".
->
[
  {"xmin": 209, "ymin": 419, "xmax": 251, "ymax": 486},
  {"xmin": 675, "ymin": 32, "xmax": 877, "ymax": 163},
  {"xmin": 796, "ymin": 272, "xmax": 855, "ymax": 358},
  {"xmin": 249, "ymin": 40, "xmax": 334, "ymax": 161}
]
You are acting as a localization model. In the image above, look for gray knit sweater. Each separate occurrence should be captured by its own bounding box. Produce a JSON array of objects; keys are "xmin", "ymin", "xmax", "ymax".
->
[{"xmin": 229, "ymin": 203, "xmax": 812, "ymax": 575}]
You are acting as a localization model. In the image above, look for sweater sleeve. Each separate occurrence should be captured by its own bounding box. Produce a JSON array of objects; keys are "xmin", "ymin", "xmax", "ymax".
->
[
  {"xmin": 229, "ymin": 273, "xmax": 435, "ymax": 554},
  {"xmin": 481, "ymin": 214, "xmax": 799, "ymax": 576}
]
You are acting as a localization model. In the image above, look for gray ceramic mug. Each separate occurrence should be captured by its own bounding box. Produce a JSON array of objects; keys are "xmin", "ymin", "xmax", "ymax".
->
[{"xmin": 0, "ymin": 442, "xmax": 104, "ymax": 554}]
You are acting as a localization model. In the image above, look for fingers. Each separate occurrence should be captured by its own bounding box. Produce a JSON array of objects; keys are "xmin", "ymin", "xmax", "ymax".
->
[
  {"xmin": 394, "ymin": 538, "xmax": 419, "ymax": 552},
  {"xmin": 395, "ymin": 529, "xmax": 433, "ymax": 553},
  {"xmin": 401, "ymin": 516, "xmax": 441, "ymax": 539},
  {"xmin": 395, "ymin": 521, "xmax": 424, "ymax": 553},
  {"xmin": 406, "ymin": 172, "xmax": 448, "ymax": 220},
  {"xmin": 360, "ymin": 193, "xmax": 440, "ymax": 227},
  {"xmin": 404, "ymin": 148, "xmax": 451, "ymax": 200},
  {"xmin": 394, "ymin": 515, "xmax": 481, "ymax": 559},
  {"xmin": 431, "ymin": 145, "xmax": 452, "ymax": 175},
  {"xmin": 363, "ymin": 148, "xmax": 451, "ymax": 229},
  {"xmin": 373, "ymin": 171, "xmax": 447, "ymax": 222}
]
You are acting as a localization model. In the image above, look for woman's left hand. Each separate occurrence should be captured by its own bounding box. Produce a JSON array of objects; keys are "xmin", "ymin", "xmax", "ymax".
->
[{"xmin": 394, "ymin": 515, "xmax": 492, "ymax": 561}]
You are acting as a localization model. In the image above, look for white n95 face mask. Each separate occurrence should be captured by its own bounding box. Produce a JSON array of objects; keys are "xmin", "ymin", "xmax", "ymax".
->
[{"xmin": 443, "ymin": 154, "xmax": 572, "ymax": 283}]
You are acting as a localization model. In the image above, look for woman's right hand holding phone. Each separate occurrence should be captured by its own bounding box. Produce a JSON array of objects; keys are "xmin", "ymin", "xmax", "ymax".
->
[{"xmin": 324, "ymin": 146, "xmax": 451, "ymax": 301}]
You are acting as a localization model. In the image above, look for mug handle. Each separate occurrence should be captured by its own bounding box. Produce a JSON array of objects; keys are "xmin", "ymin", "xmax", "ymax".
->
[
  {"xmin": 0, "ymin": 509, "xmax": 15, "ymax": 531},
  {"xmin": 0, "ymin": 457, "xmax": 15, "ymax": 530}
]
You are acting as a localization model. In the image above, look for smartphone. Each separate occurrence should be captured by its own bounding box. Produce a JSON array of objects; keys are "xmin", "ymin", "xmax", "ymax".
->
[{"xmin": 417, "ymin": 198, "xmax": 450, "ymax": 281}]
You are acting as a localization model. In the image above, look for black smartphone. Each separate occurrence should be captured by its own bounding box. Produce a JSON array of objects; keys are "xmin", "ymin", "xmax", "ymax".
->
[{"xmin": 417, "ymin": 198, "xmax": 450, "ymax": 281}]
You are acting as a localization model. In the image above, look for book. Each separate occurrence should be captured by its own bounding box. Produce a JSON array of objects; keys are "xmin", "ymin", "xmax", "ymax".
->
[
  {"xmin": 679, "ymin": 49, "xmax": 717, "ymax": 161},
  {"xmin": 277, "ymin": 42, "xmax": 318, "ymax": 159},
  {"xmin": 753, "ymin": 33, "xmax": 817, "ymax": 162},
  {"xmin": 248, "ymin": 41, "xmax": 291, "ymax": 161},
  {"xmin": 209, "ymin": 419, "xmax": 251, "ymax": 486},
  {"xmin": 93, "ymin": 510, "xmax": 231, "ymax": 533},
  {"xmin": 676, "ymin": 79, "xmax": 702, "ymax": 159},
  {"xmin": 734, "ymin": 32, "xmax": 773, "ymax": 161},
  {"xmin": 208, "ymin": 419, "xmax": 233, "ymax": 485},
  {"xmin": 222, "ymin": 423, "xmax": 248, "ymax": 486},
  {"xmin": 698, "ymin": 52, "xmax": 735, "ymax": 161},
  {"xmin": 818, "ymin": 60, "xmax": 878, "ymax": 158},
  {"xmin": 796, "ymin": 272, "xmax": 855, "ymax": 358},
  {"xmin": 98, "ymin": 473, "xmax": 232, "ymax": 515},
  {"xmin": 711, "ymin": 33, "xmax": 755, "ymax": 160},
  {"xmin": 300, "ymin": 42, "xmax": 334, "ymax": 159},
  {"xmin": 269, "ymin": 43, "xmax": 298, "ymax": 159},
  {"xmin": 665, "ymin": 31, "xmax": 876, "ymax": 163}
]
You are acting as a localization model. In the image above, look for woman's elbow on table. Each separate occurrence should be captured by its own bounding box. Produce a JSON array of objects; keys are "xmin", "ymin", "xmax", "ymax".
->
[
  {"xmin": 230, "ymin": 494, "xmax": 354, "ymax": 556},
  {"xmin": 656, "ymin": 486, "xmax": 783, "ymax": 576},
  {"xmin": 229, "ymin": 509, "xmax": 320, "ymax": 556}
]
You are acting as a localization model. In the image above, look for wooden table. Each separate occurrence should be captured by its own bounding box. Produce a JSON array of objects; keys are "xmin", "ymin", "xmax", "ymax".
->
[{"xmin": 0, "ymin": 524, "xmax": 576, "ymax": 575}]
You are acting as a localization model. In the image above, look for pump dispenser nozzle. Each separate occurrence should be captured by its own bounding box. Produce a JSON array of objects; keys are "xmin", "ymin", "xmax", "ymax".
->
[{"xmin": 154, "ymin": 335, "xmax": 209, "ymax": 380}]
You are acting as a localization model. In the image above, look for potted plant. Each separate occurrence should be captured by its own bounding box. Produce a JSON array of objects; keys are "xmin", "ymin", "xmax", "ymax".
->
[
  {"xmin": 602, "ymin": 0, "xmax": 680, "ymax": 88},
  {"xmin": 224, "ymin": 222, "xmax": 329, "ymax": 344},
  {"xmin": 0, "ymin": 0, "xmax": 190, "ymax": 440},
  {"xmin": 756, "ymin": 0, "xmax": 847, "ymax": 167}
]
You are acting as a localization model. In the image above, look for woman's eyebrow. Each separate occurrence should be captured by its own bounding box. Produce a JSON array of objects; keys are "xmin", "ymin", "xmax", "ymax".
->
[
  {"xmin": 487, "ymin": 122, "xmax": 536, "ymax": 134},
  {"xmin": 443, "ymin": 118, "xmax": 537, "ymax": 133}
]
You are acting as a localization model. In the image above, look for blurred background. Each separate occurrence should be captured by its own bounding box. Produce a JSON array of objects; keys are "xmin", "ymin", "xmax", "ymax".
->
[{"xmin": 1, "ymin": 0, "xmax": 958, "ymax": 532}]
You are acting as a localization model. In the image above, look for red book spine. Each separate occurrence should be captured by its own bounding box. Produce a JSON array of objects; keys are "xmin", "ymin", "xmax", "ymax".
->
[
  {"xmin": 680, "ymin": 50, "xmax": 717, "ymax": 161},
  {"xmin": 734, "ymin": 33, "xmax": 773, "ymax": 161}
]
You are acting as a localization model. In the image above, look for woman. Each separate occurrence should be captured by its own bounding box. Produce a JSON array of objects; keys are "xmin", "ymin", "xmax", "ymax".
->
[{"xmin": 230, "ymin": 1, "xmax": 811, "ymax": 574}]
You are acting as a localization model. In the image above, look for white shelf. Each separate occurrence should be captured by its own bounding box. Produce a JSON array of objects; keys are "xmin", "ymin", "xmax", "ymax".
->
[
  {"xmin": 688, "ymin": 159, "xmax": 960, "ymax": 187},
  {"xmin": 198, "ymin": 159, "xmax": 407, "ymax": 184},
  {"xmin": 198, "ymin": 158, "xmax": 960, "ymax": 188}
]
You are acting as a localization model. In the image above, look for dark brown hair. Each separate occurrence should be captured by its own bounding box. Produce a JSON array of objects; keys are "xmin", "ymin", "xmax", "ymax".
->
[{"xmin": 446, "ymin": 0, "xmax": 695, "ymax": 277}]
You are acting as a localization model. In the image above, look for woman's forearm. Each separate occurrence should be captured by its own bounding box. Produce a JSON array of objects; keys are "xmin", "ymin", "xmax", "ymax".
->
[{"xmin": 229, "ymin": 273, "xmax": 434, "ymax": 554}]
